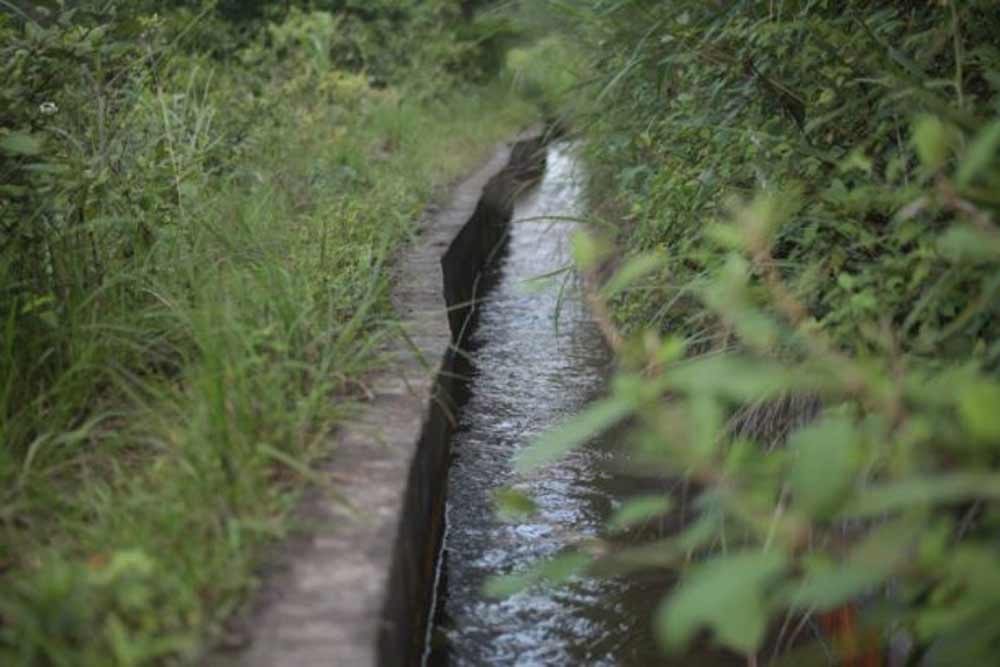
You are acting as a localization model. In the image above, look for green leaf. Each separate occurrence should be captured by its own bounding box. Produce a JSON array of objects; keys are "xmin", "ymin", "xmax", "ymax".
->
[
  {"xmin": 23, "ymin": 162, "xmax": 68, "ymax": 175},
  {"xmin": 600, "ymin": 253, "xmax": 666, "ymax": 298},
  {"xmin": 913, "ymin": 115, "xmax": 949, "ymax": 170},
  {"xmin": 840, "ymin": 148, "xmax": 873, "ymax": 174},
  {"xmin": 515, "ymin": 395, "xmax": 634, "ymax": 472},
  {"xmin": 0, "ymin": 132, "xmax": 43, "ymax": 156},
  {"xmin": 957, "ymin": 381, "xmax": 1000, "ymax": 444},
  {"xmin": 24, "ymin": 20, "xmax": 45, "ymax": 41},
  {"xmin": 0, "ymin": 185, "xmax": 28, "ymax": 197},
  {"xmin": 571, "ymin": 230, "xmax": 603, "ymax": 271},
  {"xmin": 737, "ymin": 190, "xmax": 799, "ymax": 244},
  {"xmin": 19, "ymin": 294, "xmax": 55, "ymax": 316},
  {"xmin": 837, "ymin": 272, "xmax": 856, "ymax": 290},
  {"xmin": 690, "ymin": 393, "xmax": 724, "ymax": 460},
  {"xmin": 783, "ymin": 561, "xmax": 885, "ymax": 612},
  {"xmin": 657, "ymin": 550, "xmax": 787, "ymax": 654},
  {"xmin": 655, "ymin": 336, "xmax": 686, "ymax": 366},
  {"xmin": 493, "ymin": 488, "xmax": 538, "ymax": 521},
  {"xmin": 788, "ymin": 417, "xmax": 859, "ymax": 518},
  {"xmin": 666, "ymin": 355, "xmax": 802, "ymax": 403},
  {"xmin": 782, "ymin": 516, "xmax": 920, "ymax": 610},
  {"xmin": 604, "ymin": 512, "xmax": 722, "ymax": 572},
  {"xmin": 484, "ymin": 571, "xmax": 534, "ymax": 599},
  {"xmin": 705, "ymin": 222, "xmax": 743, "ymax": 250},
  {"xmin": 956, "ymin": 120, "xmax": 1000, "ymax": 188},
  {"xmin": 841, "ymin": 473, "xmax": 1000, "ymax": 518},
  {"xmin": 938, "ymin": 226, "xmax": 1000, "ymax": 263},
  {"xmin": 484, "ymin": 551, "xmax": 592, "ymax": 598},
  {"xmin": 607, "ymin": 495, "xmax": 673, "ymax": 533}
]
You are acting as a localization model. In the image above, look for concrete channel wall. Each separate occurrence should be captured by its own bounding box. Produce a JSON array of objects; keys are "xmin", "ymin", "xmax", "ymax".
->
[{"xmin": 211, "ymin": 132, "xmax": 547, "ymax": 667}]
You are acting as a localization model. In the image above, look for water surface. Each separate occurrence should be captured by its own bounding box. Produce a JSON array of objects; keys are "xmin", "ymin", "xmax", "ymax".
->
[{"xmin": 426, "ymin": 144, "xmax": 737, "ymax": 667}]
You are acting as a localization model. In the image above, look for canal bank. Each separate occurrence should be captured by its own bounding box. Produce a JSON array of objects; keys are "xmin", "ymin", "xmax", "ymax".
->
[{"xmin": 212, "ymin": 131, "xmax": 547, "ymax": 667}]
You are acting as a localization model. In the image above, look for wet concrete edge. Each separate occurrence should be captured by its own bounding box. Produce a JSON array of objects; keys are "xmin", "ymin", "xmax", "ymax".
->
[{"xmin": 207, "ymin": 131, "xmax": 547, "ymax": 667}]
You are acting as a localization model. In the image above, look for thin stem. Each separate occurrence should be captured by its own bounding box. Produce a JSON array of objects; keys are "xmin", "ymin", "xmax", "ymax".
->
[{"xmin": 950, "ymin": 1, "xmax": 964, "ymax": 110}]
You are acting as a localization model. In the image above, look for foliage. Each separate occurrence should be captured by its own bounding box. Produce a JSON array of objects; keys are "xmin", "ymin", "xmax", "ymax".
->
[
  {"xmin": 141, "ymin": 0, "xmax": 508, "ymax": 85},
  {"xmin": 502, "ymin": 36, "xmax": 581, "ymax": 117},
  {"xmin": 0, "ymin": 1, "xmax": 534, "ymax": 664},
  {"xmin": 504, "ymin": 1, "xmax": 1000, "ymax": 664}
]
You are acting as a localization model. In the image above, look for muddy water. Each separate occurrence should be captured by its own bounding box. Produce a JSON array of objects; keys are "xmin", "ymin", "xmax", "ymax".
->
[{"xmin": 424, "ymin": 143, "xmax": 729, "ymax": 666}]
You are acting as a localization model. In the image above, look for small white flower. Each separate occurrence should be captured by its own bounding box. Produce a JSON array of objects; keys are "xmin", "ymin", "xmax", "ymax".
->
[{"xmin": 39, "ymin": 102, "xmax": 58, "ymax": 116}]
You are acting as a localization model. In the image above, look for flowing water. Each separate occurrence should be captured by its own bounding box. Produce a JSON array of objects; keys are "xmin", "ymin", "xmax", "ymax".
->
[
  {"xmin": 424, "ymin": 143, "xmax": 744, "ymax": 666},
  {"xmin": 425, "ymin": 143, "xmax": 742, "ymax": 667}
]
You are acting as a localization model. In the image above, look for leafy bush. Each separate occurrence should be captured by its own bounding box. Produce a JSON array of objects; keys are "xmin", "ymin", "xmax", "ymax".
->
[
  {"xmin": 506, "ymin": 1, "xmax": 1000, "ymax": 664},
  {"xmin": 502, "ymin": 36, "xmax": 580, "ymax": 117},
  {"xmin": 1, "ymin": 552, "xmax": 198, "ymax": 664},
  {"xmin": 1, "ymin": 6, "xmax": 188, "ymax": 452}
]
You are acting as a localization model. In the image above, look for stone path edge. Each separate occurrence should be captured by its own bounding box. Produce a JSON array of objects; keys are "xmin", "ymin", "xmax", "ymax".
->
[{"xmin": 206, "ymin": 130, "xmax": 548, "ymax": 667}]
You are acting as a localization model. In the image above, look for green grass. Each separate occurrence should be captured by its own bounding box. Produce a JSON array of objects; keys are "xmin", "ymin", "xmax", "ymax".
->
[{"xmin": 0, "ymin": 28, "xmax": 534, "ymax": 665}]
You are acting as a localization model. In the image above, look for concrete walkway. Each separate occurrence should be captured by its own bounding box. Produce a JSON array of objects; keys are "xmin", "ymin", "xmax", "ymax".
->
[{"xmin": 208, "ymin": 132, "xmax": 544, "ymax": 667}]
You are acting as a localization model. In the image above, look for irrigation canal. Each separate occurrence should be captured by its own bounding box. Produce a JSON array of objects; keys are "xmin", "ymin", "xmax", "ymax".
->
[{"xmin": 422, "ymin": 143, "xmax": 740, "ymax": 666}]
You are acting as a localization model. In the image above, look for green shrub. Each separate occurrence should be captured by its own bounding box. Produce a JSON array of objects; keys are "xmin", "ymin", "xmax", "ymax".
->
[
  {"xmin": 505, "ymin": 1, "xmax": 1000, "ymax": 664},
  {"xmin": 502, "ymin": 36, "xmax": 580, "ymax": 116}
]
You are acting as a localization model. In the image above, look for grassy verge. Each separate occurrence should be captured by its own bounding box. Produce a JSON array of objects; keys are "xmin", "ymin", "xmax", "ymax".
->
[{"xmin": 0, "ymin": 6, "xmax": 534, "ymax": 665}]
